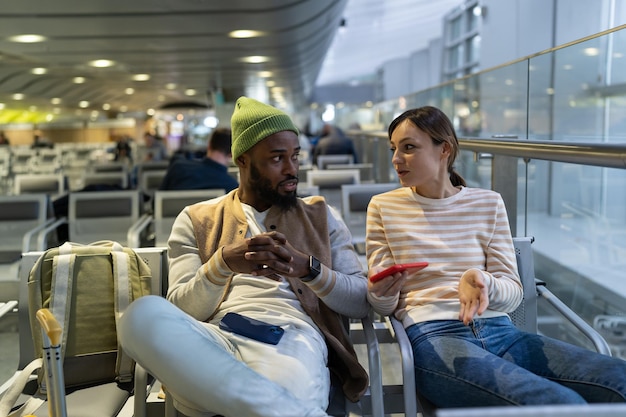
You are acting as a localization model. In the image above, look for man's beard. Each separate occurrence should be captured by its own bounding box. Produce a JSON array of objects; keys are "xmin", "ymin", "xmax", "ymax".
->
[{"xmin": 249, "ymin": 163, "xmax": 298, "ymax": 211}]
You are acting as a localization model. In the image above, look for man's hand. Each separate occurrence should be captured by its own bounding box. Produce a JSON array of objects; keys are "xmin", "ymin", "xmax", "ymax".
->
[
  {"xmin": 222, "ymin": 231, "xmax": 308, "ymax": 280},
  {"xmin": 458, "ymin": 268, "xmax": 489, "ymax": 325}
]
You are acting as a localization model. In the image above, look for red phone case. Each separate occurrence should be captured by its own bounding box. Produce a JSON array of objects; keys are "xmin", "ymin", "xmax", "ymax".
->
[{"xmin": 369, "ymin": 262, "xmax": 428, "ymax": 282}]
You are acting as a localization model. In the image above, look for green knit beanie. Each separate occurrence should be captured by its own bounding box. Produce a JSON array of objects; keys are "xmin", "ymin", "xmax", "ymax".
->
[{"xmin": 231, "ymin": 96, "xmax": 299, "ymax": 159}]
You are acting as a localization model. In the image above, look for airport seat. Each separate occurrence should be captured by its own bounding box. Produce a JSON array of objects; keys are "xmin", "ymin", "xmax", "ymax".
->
[
  {"xmin": 135, "ymin": 161, "xmax": 170, "ymax": 178},
  {"xmin": 0, "ymin": 194, "xmax": 60, "ymax": 303},
  {"xmin": 0, "ymin": 148, "xmax": 12, "ymax": 192},
  {"xmin": 307, "ymin": 169, "xmax": 360, "ymax": 210},
  {"xmin": 136, "ymin": 316, "xmax": 385, "ymax": 417},
  {"xmin": 297, "ymin": 184, "xmax": 320, "ymax": 197},
  {"xmin": 298, "ymin": 163, "xmax": 314, "ymax": 183},
  {"xmin": 90, "ymin": 161, "xmax": 129, "ymax": 173},
  {"xmin": 227, "ymin": 166, "xmax": 239, "ymax": 183},
  {"xmin": 31, "ymin": 148, "xmax": 61, "ymax": 174},
  {"xmin": 68, "ymin": 190, "xmax": 151, "ymax": 247},
  {"xmin": 328, "ymin": 162, "xmax": 375, "ymax": 183},
  {"xmin": 129, "ymin": 246, "xmax": 385, "ymax": 417},
  {"xmin": 152, "ymin": 189, "xmax": 225, "ymax": 247},
  {"xmin": 380, "ymin": 236, "xmax": 612, "ymax": 417},
  {"xmin": 138, "ymin": 169, "xmax": 168, "ymax": 202},
  {"xmin": 316, "ymin": 154, "xmax": 355, "ymax": 170},
  {"xmin": 10, "ymin": 148, "xmax": 36, "ymax": 175},
  {"xmin": 0, "ymin": 246, "xmax": 168, "ymax": 417},
  {"xmin": 135, "ymin": 160, "xmax": 170, "ymax": 190},
  {"xmin": 80, "ymin": 172, "xmax": 129, "ymax": 189},
  {"xmin": 340, "ymin": 183, "xmax": 399, "ymax": 253},
  {"xmin": 13, "ymin": 173, "xmax": 66, "ymax": 196}
]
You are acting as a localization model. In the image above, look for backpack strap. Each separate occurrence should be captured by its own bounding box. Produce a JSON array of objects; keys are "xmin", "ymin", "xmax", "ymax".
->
[
  {"xmin": 0, "ymin": 358, "xmax": 45, "ymax": 417},
  {"xmin": 110, "ymin": 241, "xmax": 134, "ymax": 382},
  {"xmin": 50, "ymin": 242, "xmax": 77, "ymax": 363}
]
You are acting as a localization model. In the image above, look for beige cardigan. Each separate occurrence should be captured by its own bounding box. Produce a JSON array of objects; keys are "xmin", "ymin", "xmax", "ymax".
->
[{"xmin": 187, "ymin": 190, "xmax": 368, "ymax": 401}]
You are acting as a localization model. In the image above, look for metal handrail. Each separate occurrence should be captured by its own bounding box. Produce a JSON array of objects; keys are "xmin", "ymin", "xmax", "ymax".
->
[
  {"xmin": 458, "ymin": 137, "xmax": 626, "ymax": 169},
  {"xmin": 346, "ymin": 130, "xmax": 626, "ymax": 170}
]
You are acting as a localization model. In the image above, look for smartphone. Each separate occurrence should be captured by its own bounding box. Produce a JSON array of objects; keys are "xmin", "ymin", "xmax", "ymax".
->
[
  {"xmin": 219, "ymin": 312, "xmax": 284, "ymax": 345},
  {"xmin": 369, "ymin": 262, "xmax": 428, "ymax": 283}
]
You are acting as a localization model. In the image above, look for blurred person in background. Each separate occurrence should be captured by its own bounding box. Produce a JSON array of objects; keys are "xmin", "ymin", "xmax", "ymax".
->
[
  {"xmin": 160, "ymin": 127, "xmax": 238, "ymax": 192},
  {"xmin": 312, "ymin": 124, "xmax": 358, "ymax": 166},
  {"xmin": 0, "ymin": 131, "xmax": 10, "ymax": 146}
]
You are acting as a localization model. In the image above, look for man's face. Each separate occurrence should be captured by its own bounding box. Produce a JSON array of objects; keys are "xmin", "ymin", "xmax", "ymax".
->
[{"xmin": 245, "ymin": 131, "xmax": 300, "ymax": 211}]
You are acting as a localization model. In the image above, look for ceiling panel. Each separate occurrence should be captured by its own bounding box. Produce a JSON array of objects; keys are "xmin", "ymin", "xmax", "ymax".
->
[{"xmin": 0, "ymin": 0, "xmax": 347, "ymax": 122}]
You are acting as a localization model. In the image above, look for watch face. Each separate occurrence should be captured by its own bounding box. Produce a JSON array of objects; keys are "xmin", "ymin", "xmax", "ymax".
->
[
  {"xmin": 311, "ymin": 256, "xmax": 321, "ymax": 273},
  {"xmin": 302, "ymin": 256, "xmax": 321, "ymax": 282}
]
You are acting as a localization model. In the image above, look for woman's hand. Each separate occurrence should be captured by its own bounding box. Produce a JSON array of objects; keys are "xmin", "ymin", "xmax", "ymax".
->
[
  {"xmin": 458, "ymin": 268, "xmax": 489, "ymax": 325},
  {"xmin": 368, "ymin": 267, "xmax": 407, "ymax": 297}
]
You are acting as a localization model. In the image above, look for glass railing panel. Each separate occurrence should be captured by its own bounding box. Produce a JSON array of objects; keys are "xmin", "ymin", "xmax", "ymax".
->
[
  {"xmin": 552, "ymin": 35, "xmax": 608, "ymax": 142},
  {"xmin": 457, "ymin": 149, "xmax": 492, "ymax": 189},
  {"xmin": 474, "ymin": 60, "xmax": 530, "ymax": 139},
  {"xmin": 522, "ymin": 159, "xmax": 626, "ymax": 356},
  {"xmin": 606, "ymin": 28, "xmax": 626, "ymax": 142}
]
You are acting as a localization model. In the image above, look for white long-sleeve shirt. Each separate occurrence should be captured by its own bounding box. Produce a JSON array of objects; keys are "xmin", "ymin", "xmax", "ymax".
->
[{"xmin": 366, "ymin": 186, "xmax": 523, "ymax": 328}]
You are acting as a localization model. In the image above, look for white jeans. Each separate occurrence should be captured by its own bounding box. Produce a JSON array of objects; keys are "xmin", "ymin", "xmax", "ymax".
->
[{"xmin": 119, "ymin": 295, "xmax": 331, "ymax": 417}]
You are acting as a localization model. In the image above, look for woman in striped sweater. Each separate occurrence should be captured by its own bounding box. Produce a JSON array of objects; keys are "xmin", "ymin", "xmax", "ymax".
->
[{"xmin": 366, "ymin": 106, "xmax": 626, "ymax": 408}]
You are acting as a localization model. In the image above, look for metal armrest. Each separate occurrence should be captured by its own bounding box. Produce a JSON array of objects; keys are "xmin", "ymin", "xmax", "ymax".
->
[
  {"xmin": 133, "ymin": 363, "xmax": 149, "ymax": 417},
  {"xmin": 536, "ymin": 284, "xmax": 612, "ymax": 356},
  {"xmin": 22, "ymin": 217, "xmax": 57, "ymax": 253},
  {"xmin": 388, "ymin": 316, "xmax": 419, "ymax": 417},
  {"xmin": 34, "ymin": 217, "xmax": 68, "ymax": 251},
  {"xmin": 0, "ymin": 300, "xmax": 18, "ymax": 319},
  {"xmin": 360, "ymin": 313, "xmax": 384, "ymax": 417},
  {"xmin": 127, "ymin": 213, "xmax": 153, "ymax": 248}
]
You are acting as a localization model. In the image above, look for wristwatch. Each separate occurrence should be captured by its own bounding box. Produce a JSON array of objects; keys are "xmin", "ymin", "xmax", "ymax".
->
[{"xmin": 301, "ymin": 255, "xmax": 321, "ymax": 282}]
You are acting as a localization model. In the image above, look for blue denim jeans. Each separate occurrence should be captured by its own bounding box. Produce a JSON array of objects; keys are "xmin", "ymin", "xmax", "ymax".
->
[{"xmin": 406, "ymin": 316, "xmax": 626, "ymax": 407}]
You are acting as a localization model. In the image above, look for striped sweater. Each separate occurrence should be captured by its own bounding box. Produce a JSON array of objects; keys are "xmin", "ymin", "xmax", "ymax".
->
[{"xmin": 366, "ymin": 186, "xmax": 523, "ymax": 328}]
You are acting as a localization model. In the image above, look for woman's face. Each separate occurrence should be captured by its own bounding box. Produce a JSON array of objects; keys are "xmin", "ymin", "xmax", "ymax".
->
[{"xmin": 389, "ymin": 119, "xmax": 449, "ymax": 191}]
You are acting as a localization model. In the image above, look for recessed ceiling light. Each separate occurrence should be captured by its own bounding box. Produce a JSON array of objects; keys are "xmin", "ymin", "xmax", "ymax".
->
[
  {"xmin": 73, "ymin": 77, "xmax": 86, "ymax": 84},
  {"xmin": 89, "ymin": 59, "xmax": 115, "ymax": 68},
  {"xmin": 9, "ymin": 34, "xmax": 47, "ymax": 43},
  {"xmin": 240, "ymin": 56, "xmax": 269, "ymax": 64},
  {"xmin": 12, "ymin": 93, "xmax": 24, "ymax": 100},
  {"xmin": 120, "ymin": 105, "xmax": 128, "ymax": 112},
  {"xmin": 229, "ymin": 30, "xmax": 264, "ymax": 38},
  {"xmin": 125, "ymin": 88, "xmax": 135, "ymax": 95},
  {"xmin": 31, "ymin": 67, "xmax": 47, "ymax": 75},
  {"xmin": 78, "ymin": 100, "xmax": 89, "ymax": 108},
  {"xmin": 102, "ymin": 103, "xmax": 111, "ymax": 110},
  {"xmin": 258, "ymin": 71, "xmax": 273, "ymax": 78},
  {"xmin": 165, "ymin": 83, "xmax": 177, "ymax": 90},
  {"xmin": 51, "ymin": 98, "xmax": 62, "ymax": 105},
  {"xmin": 185, "ymin": 89, "xmax": 197, "ymax": 96},
  {"xmin": 132, "ymin": 74, "xmax": 150, "ymax": 81}
]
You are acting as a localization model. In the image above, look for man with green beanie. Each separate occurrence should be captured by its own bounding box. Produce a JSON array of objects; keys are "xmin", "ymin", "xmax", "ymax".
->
[{"xmin": 119, "ymin": 96, "xmax": 369, "ymax": 417}]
